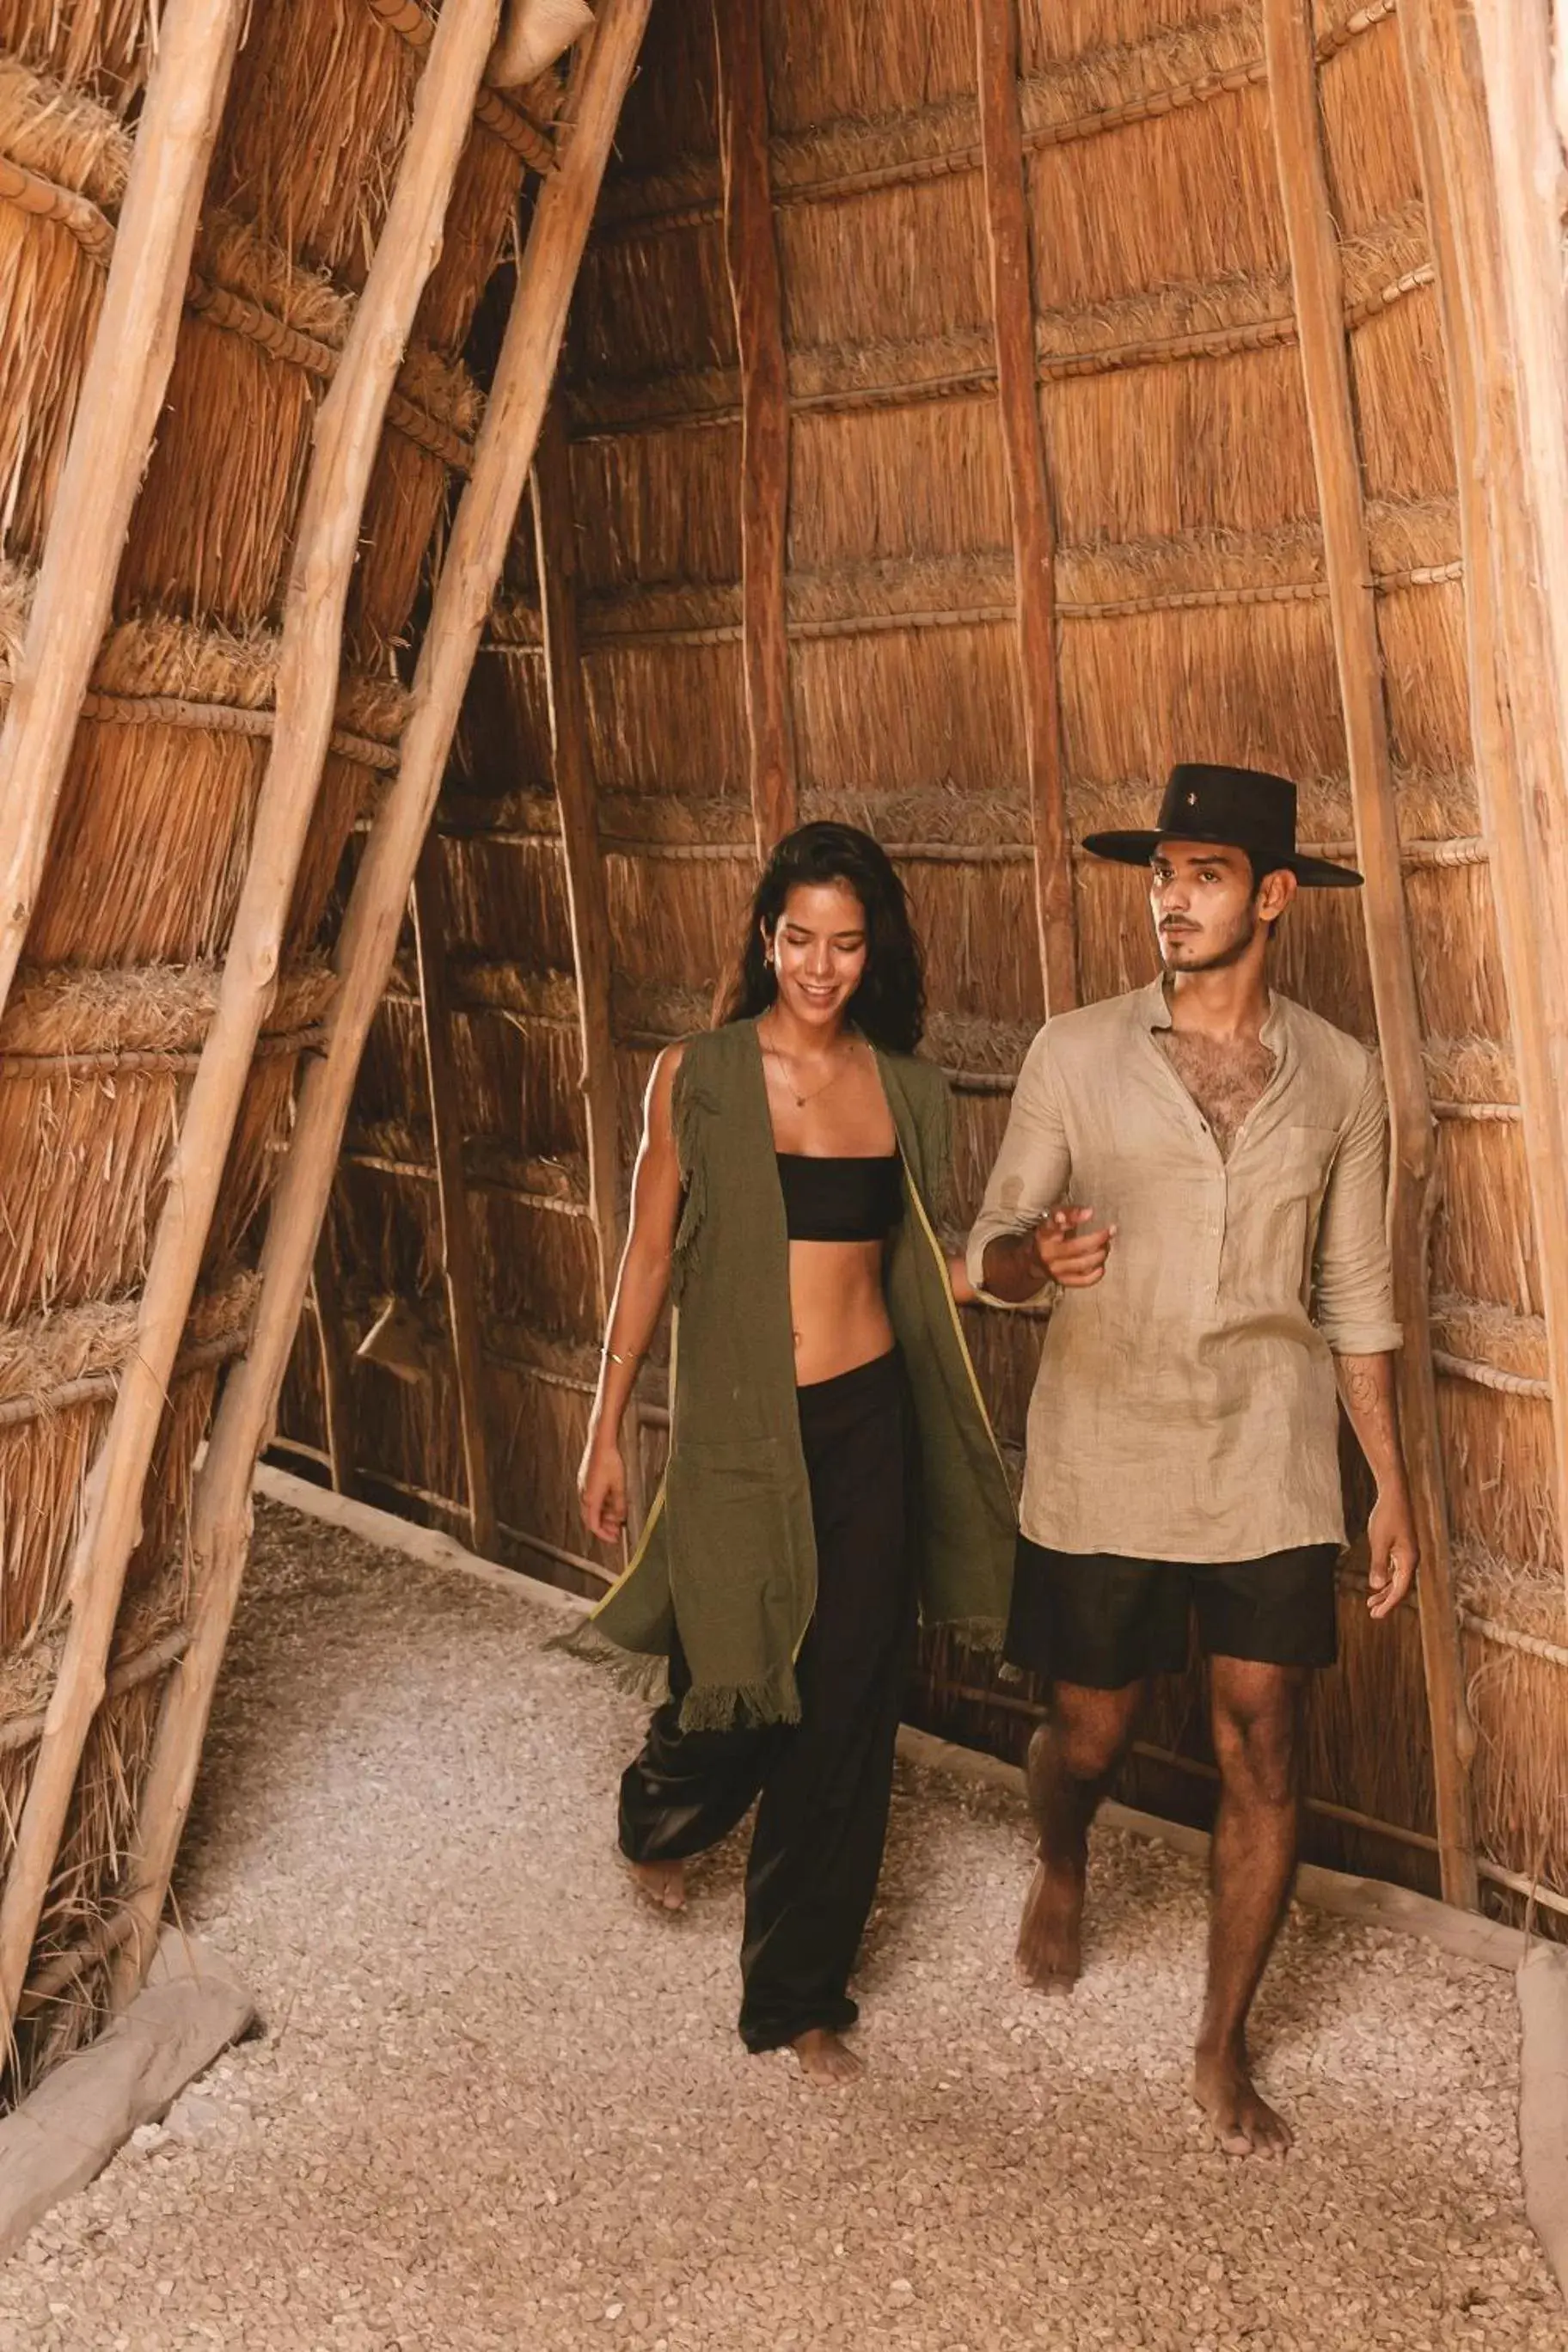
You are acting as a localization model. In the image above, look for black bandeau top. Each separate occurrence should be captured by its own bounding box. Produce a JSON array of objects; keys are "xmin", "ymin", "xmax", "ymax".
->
[{"xmin": 776, "ymin": 1151, "xmax": 903, "ymax": 1242}]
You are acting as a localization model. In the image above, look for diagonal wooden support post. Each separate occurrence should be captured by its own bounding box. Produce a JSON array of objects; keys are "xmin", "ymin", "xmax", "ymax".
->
[
  {"xmin": 0, "ymin": 0, "xmax": 248, "ymax": 1020},
  {"xmin": 109, "ymin": 0, "xmax": 653, "ymax": 2004},
  {"xmin": 974, "ymin": 0, "xmax": 1077, "ymax": 1015},
  {"xmin": 712, "ymin": 0, "xmax": 795, "ymax": 856},
  {"xmin": 1264, "ymin": 0, "xmax": 1478, "ymax": 1908},
  {"xmin": 0, "ymin": 0, "xmax": 507, "ymax": 2034}
]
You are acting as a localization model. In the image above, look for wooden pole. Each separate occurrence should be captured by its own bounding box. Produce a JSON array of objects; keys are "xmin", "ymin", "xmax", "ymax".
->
[
  {"xmin": 412, "ymin": 837, "xmax": 498, "ymax": 1556},
  {"xmin": 1398, "ymin": 0, "xmax": 1568, "ymax": 1613},
  {"xmin": 974, "ymin": 0, "xmax": 1077, "ymax": 1015},
  {"xmin": 531, "ymin": 402, "xmax": 644, "ymax": 1528},
  {"xmin": 1461, "ymin": 0, "xmax": 1568, "ymax": 1612},
  {"xmin": 1468, "ymin": 0, "xmax": 1568, "ymax": 789},
  {"xmin": 109, "ymin": 0, "xmax": 653, "ymax": 2004},
  {"xmin": 712, "ymin": 0, "xmax": 796, "ymax": 856},
  {"xmin": 0, "ymin": 0, "xmax": 506, "ymax": 2031},
  {"xmin": 0, "ymin": 0, "xmax": 247, "ymax": 1020},
  {"xmin": 1264, "ymin": 0, "xmax": 1479, "ymax": 1909}
]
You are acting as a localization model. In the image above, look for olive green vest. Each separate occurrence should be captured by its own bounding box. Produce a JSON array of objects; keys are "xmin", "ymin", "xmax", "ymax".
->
[{"xmin": 579, "ymin": 1019, "xmax": 1016, "ymax": 1730}]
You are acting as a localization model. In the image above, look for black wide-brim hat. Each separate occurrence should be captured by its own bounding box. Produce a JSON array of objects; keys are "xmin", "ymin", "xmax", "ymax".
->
[{"xmin": 1081, "ymin": 763, "xmax": 1363, "ymax": 889}]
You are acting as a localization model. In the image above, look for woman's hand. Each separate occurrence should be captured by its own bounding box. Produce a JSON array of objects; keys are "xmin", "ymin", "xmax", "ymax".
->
[{"xmin": 579, "ymin": 1436, "xmax": 628, "ymax": 1545}]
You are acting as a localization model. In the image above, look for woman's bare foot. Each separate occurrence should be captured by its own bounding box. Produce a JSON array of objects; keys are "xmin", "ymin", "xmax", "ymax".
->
[
  {"xmin": 790, "ymin": 2028, "xmax": 864, "ymax": 2086},
  {"xmin": 626, "ymin": 1857, "xmax": 685, "ymax": 1912},
  {"xmin": 1014, "ymin": 1857, "xmax": 1083, "ymax": 1991},
  {"xmin": 1193, "ymin": 2043, "xmax": 1292, "ymax": 2157}
]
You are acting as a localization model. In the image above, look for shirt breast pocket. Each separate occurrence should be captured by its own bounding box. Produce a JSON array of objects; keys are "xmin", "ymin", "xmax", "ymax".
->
[
  {"xmin": 1246, "ymin": 1124, "xmax": 1340, "ymax": 1308},
  {"xmin": 1273, "ymin": 1123, "xmax": 1339, "ymax": 1204}
]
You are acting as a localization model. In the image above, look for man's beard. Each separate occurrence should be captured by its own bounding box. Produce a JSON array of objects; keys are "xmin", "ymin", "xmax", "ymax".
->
[{"xmin": 1159, "ymin": 904, "xmax": 1263, "ymax": 971}]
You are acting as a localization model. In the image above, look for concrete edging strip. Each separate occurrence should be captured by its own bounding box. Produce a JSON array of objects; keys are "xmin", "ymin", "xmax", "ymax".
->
[
  {"xmin": 1518, "ymin": 1943, "xmax": 1568, "ymax": 2299},
  {"xmin": 0, "ymin": 1928, "xmax": 256, "ymax": 2258}
]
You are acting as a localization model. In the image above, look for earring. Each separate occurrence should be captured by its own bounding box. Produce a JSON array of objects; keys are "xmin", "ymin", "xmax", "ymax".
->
[{"xmin": 763, "ymin": 946, "xmax": 775, "ymax": 969}]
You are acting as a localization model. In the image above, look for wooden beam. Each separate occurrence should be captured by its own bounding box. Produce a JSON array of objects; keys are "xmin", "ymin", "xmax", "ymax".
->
[
  {"xmin": 0, "ymin": 0, "xmax": 246, "ymax": 1018},
  {"xmin": 531, "ymin": 402, "xmax": 644, "ymax": 1531},
  {"xmin": 1264, "ymin": 0, "xmax": 1478, "ymax": 1910},
  {"xmin": 1460, "ymin": 0, "xmax": 1568, "ymax": 1610},
  {"xmin": 412, "ymin": 837, "xmax": 498, "ymax": 1556},
  {"xmin": 1398, "ymin": 0, "xmax": 1568, "ymax": 1611},
  {"xmin": 712, "ymin": 0, "xmax": 795, "ymax": 855},
  {"xmin": 109, "ymin": 0, "xmax": 653, "ymax": 2007},
  {"xmin": 0, "ymin": 0, "xmax": 507, "ymax": 2032},
  {"xmin": 973, "ymin": 0, "xmax": 1077, "ymax": 1015}
]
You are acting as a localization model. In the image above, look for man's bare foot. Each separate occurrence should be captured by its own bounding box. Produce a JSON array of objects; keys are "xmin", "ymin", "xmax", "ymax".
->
[
  {"xmin": 625, "ymin": 1857, "xmax": 685, "ymax": 1912},
  {"xmin": 1193, "ymin": 2044, "xmax": 1292, "ymax": 2157},
  {"xmin": 790, "ymin": 2028, "xmax": 864, "ymax": 2086},
  {"xmin": 1014, "ymin": 1857, "xmax": 1083, "ymax": 1991}
]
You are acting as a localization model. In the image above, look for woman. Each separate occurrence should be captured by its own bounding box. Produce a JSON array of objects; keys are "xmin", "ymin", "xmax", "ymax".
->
[{"xmin": 576, "ymin": 823, "xmax": 1014, "ymax": 2083}]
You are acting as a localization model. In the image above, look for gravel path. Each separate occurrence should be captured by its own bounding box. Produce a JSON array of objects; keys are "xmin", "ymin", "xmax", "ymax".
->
[{"xmin": 1, "ymin": 1496, "xmax": 1563, "ymax": 2352}]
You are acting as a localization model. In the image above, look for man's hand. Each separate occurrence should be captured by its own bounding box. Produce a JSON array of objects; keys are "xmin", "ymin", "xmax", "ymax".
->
[
  {"xmin": 1366, "ymin": 1485, "xmax": 1418, "ymax": 1620},
  {"xmin": 1033, "ymin": 1204, "xmax": 1116, "ymax": 1289},
  {"xmin": 1334, "ymin": 1352, "xmax": 1418, "ymax": 1623},
  {"xmin": 978, "ymin": 1204, "xmax": 1117, "ymax": 1302}
]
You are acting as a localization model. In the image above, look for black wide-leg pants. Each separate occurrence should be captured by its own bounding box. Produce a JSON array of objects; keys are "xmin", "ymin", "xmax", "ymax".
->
[{"xmin": 617, "ymin": 1348, "xmax": 918, "ymax": 2053}]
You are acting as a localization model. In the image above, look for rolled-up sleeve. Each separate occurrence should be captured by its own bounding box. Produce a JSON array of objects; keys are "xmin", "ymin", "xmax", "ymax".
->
[
  {"xmin": 965, "ymin": 1024, "xmax": 1072, "ymax": 1307},
  {"xmin": 1313, "ymin": 1057, "xmax": 1402, "ymax": 1355}
]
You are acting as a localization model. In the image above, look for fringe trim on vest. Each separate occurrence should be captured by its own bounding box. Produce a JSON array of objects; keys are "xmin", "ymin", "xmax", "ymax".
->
[
  {"xmin": 547, "ymin": 1621, "xmax": 803, "ymax": 1730},
  {"xmin": 677, "ymin": 1669, "xmax": 803, "ymax": 1734},
  {"xmin": 547, "ymin": 1619, "xmax": 671, "ymax": 1706}
]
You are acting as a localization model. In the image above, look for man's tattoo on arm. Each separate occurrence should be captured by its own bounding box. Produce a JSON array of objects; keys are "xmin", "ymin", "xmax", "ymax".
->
[{"xmin": 1337, "ymin": 1354, "xmax": 1401, "ymax": 1470}]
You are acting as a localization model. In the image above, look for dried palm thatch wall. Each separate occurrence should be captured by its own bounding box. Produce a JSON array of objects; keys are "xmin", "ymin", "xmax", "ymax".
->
[
  {"xmin": 280, "ymin": 0, "xmax": 1568, "ymax": 1939},
  {"xmin": 0, "ymin": 0, "xmax": 566, "ymax": 2096}
]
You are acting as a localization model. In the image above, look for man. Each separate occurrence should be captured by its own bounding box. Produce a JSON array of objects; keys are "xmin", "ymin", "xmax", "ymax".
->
[{"xmin": 966, "ymin": 763, "xmax": 1416, "ymax": 2159}]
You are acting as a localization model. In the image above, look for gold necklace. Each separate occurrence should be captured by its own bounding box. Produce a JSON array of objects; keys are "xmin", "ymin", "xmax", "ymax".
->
[{"xmin": 761, "ymin": 1019, "xmax": 859, "ymax": 1109}]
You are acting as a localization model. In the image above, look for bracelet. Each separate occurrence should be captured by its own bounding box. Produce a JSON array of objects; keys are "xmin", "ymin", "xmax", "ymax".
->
[{"xmin": 603, "ymin": 1344, "xmax": 643, "ymax": 1366}]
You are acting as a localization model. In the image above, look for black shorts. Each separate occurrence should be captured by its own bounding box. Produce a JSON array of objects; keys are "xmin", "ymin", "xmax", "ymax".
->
[{"xmin": 1004, "ymin": 1534, "xmax": 1339, "ymax": 1690}]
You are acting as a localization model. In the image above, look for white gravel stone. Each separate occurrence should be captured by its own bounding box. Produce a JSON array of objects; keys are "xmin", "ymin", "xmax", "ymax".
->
[{"xmin": 0, "ymin": 1495, "xmax": 1561, "ymax": 2350}]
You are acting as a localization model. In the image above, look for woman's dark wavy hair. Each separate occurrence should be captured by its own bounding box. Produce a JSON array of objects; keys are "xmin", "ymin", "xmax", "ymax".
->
[{"xmin": 719, "ymin": 822, "xmax": 926, "ymax": 1054}]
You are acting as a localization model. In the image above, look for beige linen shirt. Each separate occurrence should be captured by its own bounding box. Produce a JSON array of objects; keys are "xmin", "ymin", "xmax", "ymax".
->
[{"xmin": 965, "ymin": 980, "xmax": 1401, "ymax": 1563}]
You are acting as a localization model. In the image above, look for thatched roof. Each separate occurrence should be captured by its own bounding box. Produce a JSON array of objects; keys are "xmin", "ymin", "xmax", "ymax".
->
[{"xmin": 2, "ymin": 0, "xmax": 1567, "ymax": 2104}]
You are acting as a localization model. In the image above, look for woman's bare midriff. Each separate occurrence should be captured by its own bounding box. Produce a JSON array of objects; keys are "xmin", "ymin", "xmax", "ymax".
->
[{"xmin": 787, "ymin": 1238, "xmax": 896, "ymax": 1387}]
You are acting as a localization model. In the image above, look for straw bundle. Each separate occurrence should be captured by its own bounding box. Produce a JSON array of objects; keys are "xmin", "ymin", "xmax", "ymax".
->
[
  {"xmin": 767, "ymin": 0, "xmax": 977, "ymax": 134},
  {"xmin": 1314, "ymin": 7, "xmax": 1420, "ymax": 236},
  {"xmin": 0, "ymin": 959, "xmax": 332, "ymax": 1316},
  {"xmin": 460, "ymin": 647, "xmax": 557, "ymax": 797},
  {"xmin": 570, "ymin": 421, "xmax": 743, "ymax": 589},
  {"xmin": 0, "ymin": 0, "xmax": 155, "ymax": 103},
  {"xmin": 584, "ymin": 640, "xmax": 749, "ymax": 792},
  {"xmin": 208, "ymin": 0, "xmax": 422, "ymax": 285},
  {"xmin": 574, "ymin": 220, "xmax": 733, "ymax": 381},
  {"xmin": 0, "ymin": 59, "xmax": 125, "ymax": 560}
]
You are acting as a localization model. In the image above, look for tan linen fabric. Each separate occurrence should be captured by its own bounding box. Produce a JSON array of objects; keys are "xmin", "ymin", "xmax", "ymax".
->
[{"xmin": 965, "ymin": 980, "xmax": 1401, "ymax": 1563}]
